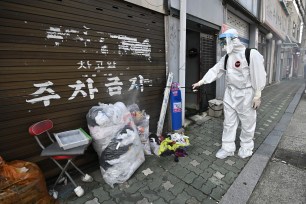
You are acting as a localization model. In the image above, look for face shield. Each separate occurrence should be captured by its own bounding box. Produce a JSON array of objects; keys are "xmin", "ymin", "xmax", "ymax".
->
[{"xmin": 219, "ymin": 32, "xmax": 238, "ymax": 54}]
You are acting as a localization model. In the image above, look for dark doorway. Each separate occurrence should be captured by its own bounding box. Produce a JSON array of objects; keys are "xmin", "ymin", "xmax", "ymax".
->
[
  {"xmin": 185, "ymin": 29, "xmax": 200, "ymax": 115},
  {"xmin": 185, "ymin": 20, "xmax": 217, "ymax": 116},
  {"xmin": 199, "ymin": 33, "xmax": 217, "ymax": 111}
]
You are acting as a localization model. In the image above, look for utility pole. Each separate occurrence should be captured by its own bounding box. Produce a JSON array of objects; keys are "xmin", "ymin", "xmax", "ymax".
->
[{"xmin": 299, "ymin": 0, "xmax": 306, "ymax": 78}]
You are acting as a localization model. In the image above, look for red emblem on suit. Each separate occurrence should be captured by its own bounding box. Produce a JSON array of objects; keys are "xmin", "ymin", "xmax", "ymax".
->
[{"xmin": 235, "ymin": 61, "xmax": 241, "ymax": 68}]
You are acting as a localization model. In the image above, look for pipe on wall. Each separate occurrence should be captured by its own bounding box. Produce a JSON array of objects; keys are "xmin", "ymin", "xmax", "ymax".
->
[{"xmin": 179, "ymin": 0, "xmax": 186, "ymax": 126}]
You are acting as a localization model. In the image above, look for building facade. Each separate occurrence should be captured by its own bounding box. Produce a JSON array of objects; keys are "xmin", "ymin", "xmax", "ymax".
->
[{"xmin": 163, "ymin": 0, "xmax": 306, "ymax": 129}]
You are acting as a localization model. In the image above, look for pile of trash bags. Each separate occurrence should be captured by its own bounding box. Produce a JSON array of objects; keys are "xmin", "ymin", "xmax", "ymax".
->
[
  {"xmin": 0, "ymin": 156, "xmax": 56, "ymax": 204},
  {"xmin": 86, "ymin": 102, "xmax": 145, "ymax": 188},
  {"xmin": 127, "ymin": 104, "xmax": 152, "ymax": 155}
]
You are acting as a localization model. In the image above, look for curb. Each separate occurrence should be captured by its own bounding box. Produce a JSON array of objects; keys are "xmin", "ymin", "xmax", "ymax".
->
[{"xmin": 219, "ymin": 83, "xmax": 305, "ymax": 204}]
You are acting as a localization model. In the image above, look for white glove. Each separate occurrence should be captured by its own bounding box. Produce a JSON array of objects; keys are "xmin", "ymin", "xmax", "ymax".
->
[
  {"xmin": 192, "ymin": 82, "xmax": 200, "ymax": 90},
  {"xmin": 252, "ymin": 90, "xmax": 261, "ymax": 110}
]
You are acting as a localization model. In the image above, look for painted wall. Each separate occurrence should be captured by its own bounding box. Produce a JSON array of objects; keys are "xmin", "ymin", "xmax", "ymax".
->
[
  {"xmin": 236, "ymin": 0, "xmax": 259, "ymax": 17},
  {"xmin": 165, "ymin": 16, "xmax": 180, "ymax": 81},
  {"xmin": 170, "ymin": 0, "xmax": 223, "ymax": 27}
]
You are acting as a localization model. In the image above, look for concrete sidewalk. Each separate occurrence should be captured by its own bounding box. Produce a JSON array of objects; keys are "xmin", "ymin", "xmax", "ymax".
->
[
  {"xmin": 248, "ymin": 87, "xmax": 306, "ymax": 204},
  {"xmin": 219, "ymin": 80, "xmax": 305, "ymax": 204},
  {"xmin": 58, "ymin": 79, "xmax": 305, "ymax": 204}
]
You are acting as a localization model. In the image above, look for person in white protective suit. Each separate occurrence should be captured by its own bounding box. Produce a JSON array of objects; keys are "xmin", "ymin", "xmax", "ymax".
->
[{"xmin": 192, "ymin": 29, "xmax": 266, "ymax": 159}]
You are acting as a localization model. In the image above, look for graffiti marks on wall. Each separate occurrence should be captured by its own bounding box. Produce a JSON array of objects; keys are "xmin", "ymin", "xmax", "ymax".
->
[
  {"xmin": 26, "ymin": 81, "xmax": 61, "ymax": 106},
  {"xmin": 68, "ymin": 77, "xmax": 98, "ymax": 100},
  {"xmin": 26, "ymin": 73, "xmax": 151, "ymax": 106},
  {"xmin": 110, "ymin": 34, "xmax": 151, "ymax": 60},
  {"xmin": 45, "ymin": 26, "xmax": 151, "ymax": 59},
  {"xmin": 26, "ymin": 25, "xmax": 154, "ymax": 107}
]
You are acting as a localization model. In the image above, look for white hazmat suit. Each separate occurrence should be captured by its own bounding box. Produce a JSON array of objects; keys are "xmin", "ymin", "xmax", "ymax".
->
[{"xmin": 192, "ymin": 29, "xmax": 266, "ymax": 159}]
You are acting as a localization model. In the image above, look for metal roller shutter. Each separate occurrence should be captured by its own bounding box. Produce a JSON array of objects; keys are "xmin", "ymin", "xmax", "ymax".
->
[
  {"xmin": 200, "ymin": 33, "xmax": 216, "ymax": 110},
  {"xmin": 0, "ymin": 0, "xmax": 166, "ymax": 179},
  {"xmin": 227, "ymin": 11, "xmax": 250, "ymax": 46}
]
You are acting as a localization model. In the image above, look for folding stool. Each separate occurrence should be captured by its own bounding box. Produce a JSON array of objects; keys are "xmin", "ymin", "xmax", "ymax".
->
[{"xmin": 29, "ymin": 119, "xmax": 93, "ymax": 198}]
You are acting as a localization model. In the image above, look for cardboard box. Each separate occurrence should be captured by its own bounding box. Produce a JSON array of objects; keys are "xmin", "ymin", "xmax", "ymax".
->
[{"xmin": 54, "ymin": 128, "xmax": 91, "ymax": 150}]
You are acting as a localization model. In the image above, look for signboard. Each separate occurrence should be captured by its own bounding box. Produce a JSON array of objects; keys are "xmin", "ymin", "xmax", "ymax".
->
[{"xmin": 262, "ymin": 0, "xmax": 288, "ymax": 40}]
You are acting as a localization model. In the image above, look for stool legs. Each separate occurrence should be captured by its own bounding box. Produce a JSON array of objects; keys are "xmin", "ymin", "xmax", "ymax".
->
[
  {"xmin": 50, "ymin": 158, "xmax": 91, "ymax": 197},
  {"xmin": 52, "ymin": 159, "xmax": 76, "ymax": 189},
  {"xmin": 71, "ymin": 162, "xmax": 93, "ymax": 182}
]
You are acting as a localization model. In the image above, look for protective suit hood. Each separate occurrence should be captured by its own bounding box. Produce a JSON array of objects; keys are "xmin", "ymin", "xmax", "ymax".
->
[
  {"xmin": 231, "ymin": 38, "xmax": 245, "ymax": 53},
  {"xmin": 219, "ymin": 29, "xmax": 244, "ymax": 54}
]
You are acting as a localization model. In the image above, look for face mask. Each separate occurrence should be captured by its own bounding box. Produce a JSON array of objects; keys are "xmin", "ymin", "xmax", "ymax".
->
[
  {"xmin": 222, "ymin": 45, "xmax": 227, "ymax": 52},
  {"xmin": 225, "ymin": 42, "xmax": 234, "ymax": 54},
  {"xmin": 220, "ymin": 37, "xmax": 234, "ymax": 54}
]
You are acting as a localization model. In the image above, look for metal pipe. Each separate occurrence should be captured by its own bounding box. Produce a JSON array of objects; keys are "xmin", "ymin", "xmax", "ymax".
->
[
  {"xmin": 281, "ymin": 43, "xmax": 299, "ymax": 48},
  {"xmin": 179, "ymin": 0, "xmax": 186, "ymax": 127}
]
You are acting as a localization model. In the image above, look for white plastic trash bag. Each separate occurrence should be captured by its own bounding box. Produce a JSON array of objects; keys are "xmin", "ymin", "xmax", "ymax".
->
[
  {"xmin": 128, "ymin": 104, "xmax": 152, "ymax": 155},
  {"xmin": 137, "ymin": 115, "xmax": 151, "ymax": 155},
  {"xmin": 86, "ymin": 102, "xmax": 145, "ymax": 187}
]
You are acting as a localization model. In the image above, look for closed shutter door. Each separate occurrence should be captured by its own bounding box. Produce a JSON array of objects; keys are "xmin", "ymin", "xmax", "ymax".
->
[
  {"xmin": 258, "ymin": 32, "xmax": 269, "ymax": 71},
  {"xmin": 0, "ymin": 0, "xmax": 165, "ymax": 178},
  {"xmin": 227, "ymin": 12, "xmax": 250, "ymax": 46},
  {"xmin": 200, "ymin": 33, "xmax": 216, "ymax": 110}
]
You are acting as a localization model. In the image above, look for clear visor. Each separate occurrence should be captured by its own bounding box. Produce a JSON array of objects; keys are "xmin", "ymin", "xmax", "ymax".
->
[
  {"xmin": 220, "ymin": 38, "xmax": 227, "ymax": 46},
  {"xmin": 219, "ymin": 36, "xmax": 237, "ymax": 47}
]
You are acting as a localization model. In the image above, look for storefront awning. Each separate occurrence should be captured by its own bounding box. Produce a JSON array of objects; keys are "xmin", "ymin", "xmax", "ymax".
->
[{"xmin": 285, "ymin": 35, "xmax": 299, "ymax": 44}]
